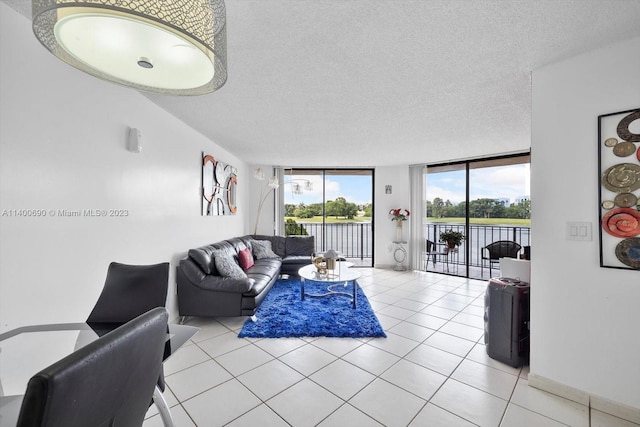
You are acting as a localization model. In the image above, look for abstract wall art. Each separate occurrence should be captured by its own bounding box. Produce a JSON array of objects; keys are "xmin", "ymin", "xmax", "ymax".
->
[
  {"xmin": 598, "ymin": 108, "xmax": 640, "ymax": 270},
  {"xmin": 202, "ymin": 153, "xmax": 237, "ymax": 216}
]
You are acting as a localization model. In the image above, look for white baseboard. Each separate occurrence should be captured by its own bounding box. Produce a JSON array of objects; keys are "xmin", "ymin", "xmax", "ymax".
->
[
  {"xmin": 373, "ymin": 263, "xmax": 395, "ymax": 269},
  {"xmin": 528, "ymin": 373, "xmax": 640, "ymax": 424},
  {"xmin": 528, "ymin": 373, "xmax": 590, "ymax": 405},
  {"xmin": 591, "ymin": 395, "xmax": 640, "ymax": 425}
]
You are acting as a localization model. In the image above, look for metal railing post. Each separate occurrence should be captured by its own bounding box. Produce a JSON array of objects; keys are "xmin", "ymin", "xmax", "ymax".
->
[{"xmin": 360, "ymin": 223, "xmax": 364, "ymax": 260}]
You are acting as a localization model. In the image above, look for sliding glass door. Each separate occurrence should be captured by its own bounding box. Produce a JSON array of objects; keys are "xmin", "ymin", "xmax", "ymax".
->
[
  {"xmin": 423, "ymin": 154, "xmax": 530, "ymax": 278},
  {"xmin": 425, "ymin": 163, "xmax": 468, "ymax": 276},
  {"xmin": 283, "ymin": 169, "xmax": 374, "ymax": 267}
]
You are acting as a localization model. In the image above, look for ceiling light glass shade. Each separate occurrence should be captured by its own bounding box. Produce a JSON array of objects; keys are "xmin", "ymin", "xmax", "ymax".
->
[
  {"xmin": 32, "ymin": 0, "xmax": 227, "ymax": 95},
  {"xmin": 292, "ymin": 183, "xmax": 302, "ymax": 195}
]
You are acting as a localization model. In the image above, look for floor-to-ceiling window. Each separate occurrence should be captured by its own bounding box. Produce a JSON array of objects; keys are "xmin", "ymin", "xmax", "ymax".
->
[
  {"xmin": 283, "ymin": 169, "xmax": 374, "ymax": 267},
  {"xmin": 423, "ymin": 154, "xmax": 530, "ymax": 278}
]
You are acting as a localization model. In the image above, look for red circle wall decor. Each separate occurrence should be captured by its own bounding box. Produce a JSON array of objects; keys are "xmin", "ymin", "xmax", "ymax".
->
[{"xmin": 601, "ymin": 208, "xmax": 640, "ymax": 238}]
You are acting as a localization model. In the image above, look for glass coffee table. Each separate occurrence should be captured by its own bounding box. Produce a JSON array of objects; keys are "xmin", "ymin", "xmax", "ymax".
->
[{"xmin": 298, "ymin": 261, "xmax": 361, "ymax": 309}]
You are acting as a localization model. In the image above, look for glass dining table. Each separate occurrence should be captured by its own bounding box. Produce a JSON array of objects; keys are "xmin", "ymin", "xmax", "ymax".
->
[{"xmin": 0, "ymin": 321, "xmax": 198, "ymax": 427}]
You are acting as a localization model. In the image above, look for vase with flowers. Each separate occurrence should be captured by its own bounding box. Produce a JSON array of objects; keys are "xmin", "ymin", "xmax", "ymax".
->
[
  {"xmin": 389, "ymin": 208, "xmax": 410, "ymax": 242},
  {"xmin": 253, "ymin": 168, "xmax": 280, "ymax": 234}
]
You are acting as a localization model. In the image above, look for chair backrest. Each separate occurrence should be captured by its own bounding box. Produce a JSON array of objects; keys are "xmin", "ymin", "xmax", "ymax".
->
[
  {"xmin": 17, "ymin": 308, "xmax": 169, "ymax": 427},
  {"xmin": 485, "ymin": 241, "xmax": 522, "ymax": 260},
  {"xmin": 87, "ymin": 262, "xmax": 169, "ymax": 323},
  {"xmin": 426, "ymin": 240, "xmax": 435, "ymax": 252}
]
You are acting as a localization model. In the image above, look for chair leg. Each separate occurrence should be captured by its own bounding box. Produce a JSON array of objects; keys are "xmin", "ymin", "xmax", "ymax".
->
[{"xmin": 153, "ymin": 385, "xmax": 175, "ymax": 427}]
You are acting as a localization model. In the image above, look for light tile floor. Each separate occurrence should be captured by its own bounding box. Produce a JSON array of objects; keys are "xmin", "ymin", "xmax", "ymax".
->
[{"xmin": 144, "ymin": 268, "xmax": 638, "ymax": 427}]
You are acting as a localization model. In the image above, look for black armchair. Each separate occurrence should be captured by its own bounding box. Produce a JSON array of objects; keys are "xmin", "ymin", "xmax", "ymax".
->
[
  {"xmin": 481, "ymin": 241, "xmax": 522, "ymax": 278},
  {"xmin": 17, "ymin": 308, "xmax": 168, "ymax": 427}
]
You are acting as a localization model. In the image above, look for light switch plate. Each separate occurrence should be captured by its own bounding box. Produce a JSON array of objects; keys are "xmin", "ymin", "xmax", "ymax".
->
[{"xmin": 566, "ymin": 221, "xmax": 592, "ymax": 241}]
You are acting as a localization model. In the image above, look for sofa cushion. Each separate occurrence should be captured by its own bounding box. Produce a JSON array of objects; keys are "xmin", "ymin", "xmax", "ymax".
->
[
  {"xmin": 238, "ymin": 248, "xmax": 255, "ymax": 270},
  {"xmin": 246, "ymin": 259, "xmax": 281, "ymax": 278},
  {"xmin": 213, "ymin": 251, "xmax": 246, "ymax": 279},
  {"xmin": 198, "ymin": 275, "xmax": 254, "ymax": 293},
  {"xmin": 250, "ymin": 235, "xmax": 286, "ymax": 257},
  {"xmin": 251, "ymin": 240, "xmax": 280, "ymax": 259},
  {"xmin": 242, "ymin": 273, "xmax": 274, "ymax": 297},
  {"xmin": 285, "ymin": 236, "xmax": 315, "ymax": 256},
  {"xmin": 270, "ymin": 236, "xmax": 287, "ymax": 257}
]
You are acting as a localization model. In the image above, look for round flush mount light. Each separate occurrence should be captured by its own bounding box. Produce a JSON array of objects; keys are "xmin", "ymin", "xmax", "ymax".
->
[{"xmin": 32, "ymin": 0, "xmax": 227, "ymax": 96}]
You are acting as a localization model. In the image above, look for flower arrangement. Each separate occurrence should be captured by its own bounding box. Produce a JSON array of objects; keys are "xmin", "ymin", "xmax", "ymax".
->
[
  {"xmin": 439, "ymin": 229, "xmax": 465, "ymax": 248},
  {"xmin": 253, "ymin": 168, "xmax": 280, "ymax": 234},
  {"xmin": 389, "ymin": 208, "xmax": 410, "ymax": 221}
]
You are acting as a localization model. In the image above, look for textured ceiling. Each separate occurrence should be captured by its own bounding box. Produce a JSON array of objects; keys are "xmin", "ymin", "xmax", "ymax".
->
[{"xmin": 5, "ymin": 0, "xmax": 640, "ymax": 166}]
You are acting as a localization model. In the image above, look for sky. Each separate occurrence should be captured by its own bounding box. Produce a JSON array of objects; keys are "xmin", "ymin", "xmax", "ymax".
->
[
  {"xmin": 426, "ymin": 164, "xmax": 531, "ymax": 205},
  {"xmin": 284, "ymin": 174, "xmax": 373, "ymax": 206},
  {"xmin": 284, "ymin": 164, "xmax": 531, "ymax": 207}
]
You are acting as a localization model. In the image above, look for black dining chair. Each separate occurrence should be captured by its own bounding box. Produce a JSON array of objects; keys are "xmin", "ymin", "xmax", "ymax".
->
[
  {"xmin": 17, "ymin": 308, "xmax": 169, "ymax": 427},
  {"xmin": 87, "ymin": 262, "xmax": 170, "ymax": 324},
  {"xmin": 87, "ymin": 262, "xmax": 170, "ymax": 394},
  {"xmin": 481, "ymin": 240, "xmax": 522, "ymax": 278}
]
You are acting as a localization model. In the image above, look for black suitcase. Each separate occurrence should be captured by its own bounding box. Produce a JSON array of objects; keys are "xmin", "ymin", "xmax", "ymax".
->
[{"xmin": 484, "ymin": 277, "xmax": 530, "ymax": 367}]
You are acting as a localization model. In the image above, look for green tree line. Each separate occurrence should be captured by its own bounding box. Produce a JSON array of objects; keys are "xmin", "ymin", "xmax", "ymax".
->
[
  {"xmin": 427, "ymin": 197, "xmax": 530, "ymax": 219},
  {"xmin": 284, "ymin": 197, "xmax": 529, "ymax": 220},
  {"xmin": 285, "ymin": 197, "xmax": 372, "ymax": 219}
]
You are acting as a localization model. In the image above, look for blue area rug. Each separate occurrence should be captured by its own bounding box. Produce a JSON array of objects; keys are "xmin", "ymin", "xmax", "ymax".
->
[{"xmin": 238, "ymin": 277, "xmax": 386, "ymax": 338}]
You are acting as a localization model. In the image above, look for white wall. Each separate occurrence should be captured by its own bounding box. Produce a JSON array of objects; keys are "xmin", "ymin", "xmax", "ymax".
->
[
  {"xmin": 375, "ymin": 166, "xmax": 411, "ymax": 268},
  {"xmin": 530, "ymin": 36, "xmax": 640, "ymax": 410},
  {"xmin": 0, "ymin": 4, "xmax": 249, "ymax": 331}
]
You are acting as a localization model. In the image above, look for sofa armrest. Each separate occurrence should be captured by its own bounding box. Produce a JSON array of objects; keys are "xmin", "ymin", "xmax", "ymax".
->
[
  {"xmin": 179, "ymin": 258, "xmax": 207, "ymax": 283},
  {"xmin": 178, "ymin": 259, "xmax": 254, "ymax": 293}
]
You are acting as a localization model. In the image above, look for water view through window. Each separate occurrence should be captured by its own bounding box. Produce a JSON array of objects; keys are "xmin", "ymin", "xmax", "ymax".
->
[
  {"xmin": 425, "ymin": 155, "xmax": 531, "ymax": 279},
  {"xmin": 283, "ymin": 169, "xmax": 374, "ymax": 267}
]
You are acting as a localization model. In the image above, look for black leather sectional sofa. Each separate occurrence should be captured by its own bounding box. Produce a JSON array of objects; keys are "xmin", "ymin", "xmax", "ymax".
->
[{"xmin": 177, "ymin": 234, "xmax": 314, "ymax": 318}]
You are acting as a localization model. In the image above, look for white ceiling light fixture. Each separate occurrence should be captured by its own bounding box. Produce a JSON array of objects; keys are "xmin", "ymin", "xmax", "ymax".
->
[
  {"xmin": 286, "ymin": 169, "xmax": 313, "ymax": 197},
  {"xmin": 32, "ymin": 0, "xmax": 227, "ymax": 95}
]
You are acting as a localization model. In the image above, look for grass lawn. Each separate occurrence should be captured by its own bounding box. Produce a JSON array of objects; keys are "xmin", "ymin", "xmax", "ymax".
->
[
  {"xmin": 286, "ymin": 216, "xmax": 371, "ymax": 223},
  {"xmin": 285, "ymin": 216, "xmax": 530, "ymax": 226},
  {"xmin": 427, "ymin": 217, "xmax": 531, "ymax": 226}
]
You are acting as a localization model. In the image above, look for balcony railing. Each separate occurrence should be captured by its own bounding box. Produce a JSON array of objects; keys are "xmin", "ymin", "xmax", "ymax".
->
[
  {"xmin": 287, "ymin": 222, "xmax": 373, "ymax": 260},
  {"xmin": 425, "ymin": 223, "xmax": 531, "ymax": 269},
  {"xmin": 287, "ymin": 221, "xmax": 531, "ymax": 273}
]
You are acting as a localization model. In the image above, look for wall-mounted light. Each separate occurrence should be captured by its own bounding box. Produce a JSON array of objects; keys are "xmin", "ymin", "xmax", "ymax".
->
[
  {"xmin": 32, "ymin": 0, "xmax": 227, "ymax": 96},
  {"xmin": 127, "ymin": 128, "xmax": 141, "ymax": 153}
]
